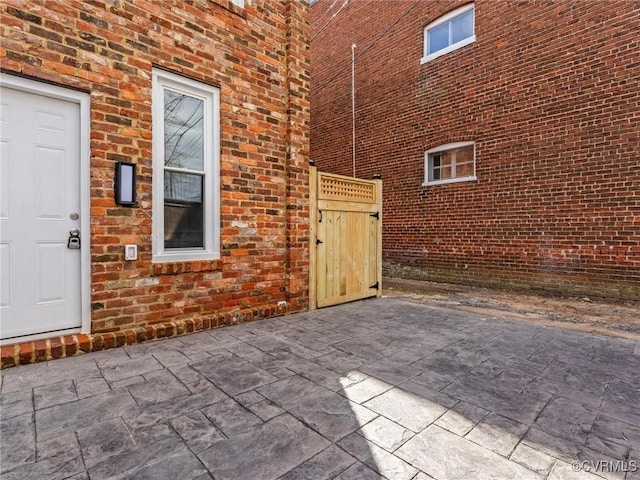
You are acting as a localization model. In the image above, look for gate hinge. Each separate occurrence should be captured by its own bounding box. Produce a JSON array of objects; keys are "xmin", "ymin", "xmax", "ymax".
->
[
  {"xmin": 370, "ymin": 282, "xmax": 379, "ymax": 290},
  {"xmin": 370, "ymin": 212, "xmax": 379, "ymax": 220}
]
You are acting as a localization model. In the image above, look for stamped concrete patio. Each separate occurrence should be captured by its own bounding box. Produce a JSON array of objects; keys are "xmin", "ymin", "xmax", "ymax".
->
[{"xmin": 1, "ymin": 297, "xmax": 639, "ymax": 480}]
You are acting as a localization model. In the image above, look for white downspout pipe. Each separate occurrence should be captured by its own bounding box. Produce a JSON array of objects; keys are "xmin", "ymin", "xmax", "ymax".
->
[{"xmin": 351, "ymin": 43, "xmax": 356, "ymax": 177}]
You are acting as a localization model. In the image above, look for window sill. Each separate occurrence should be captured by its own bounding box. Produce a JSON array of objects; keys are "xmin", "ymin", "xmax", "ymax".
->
[
  {"xmin": 153, "ymin": 259, "xmax": 222, "ymax": 276},
  {"xmin": 210, "ymin": 0, "xmax": 247, "ymax": 17},
  {"xmin": 421, "ymin": 35, "xmax": 476, "ymax": 64},
  {"xmin": 423, "ymin": 176, "xmax": 477, "ymax": 187}
]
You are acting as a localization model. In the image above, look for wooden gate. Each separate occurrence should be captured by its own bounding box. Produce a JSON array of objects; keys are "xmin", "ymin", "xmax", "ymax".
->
[{"xmin": 309, "ymin": 166, "xmax": 382, "ymax": 308}]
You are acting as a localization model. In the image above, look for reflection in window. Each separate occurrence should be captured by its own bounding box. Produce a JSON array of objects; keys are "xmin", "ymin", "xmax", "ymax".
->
[
  {"xmin": 162, "ymin": 90, "xmax": 205, "ymax": 249},
  {"xmin": 164, "ymin": 172, "xmax": 204, "ymax": 248},
  {"xmin": 163, "ymin": 91, "xmax": 204, "ymax": 170}
]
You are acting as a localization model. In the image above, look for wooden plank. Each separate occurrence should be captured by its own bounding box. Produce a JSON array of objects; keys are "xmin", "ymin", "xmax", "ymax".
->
[
  {"xmin": 344, "ymin": 211, "xmax": 356, "ymax": 297},
  {"xmin": 332, "ymin": 212, "xmax": 347, "ymax": 297},
  {"xmin": 309, "ymin": 166, "xmax": 317, "ymax": 310},
  {"xmin": 367, "ymin": 214, "xmax": 375, "ymax": 289},
  {"xmin": 326, "ymin": 210, "xmax": 336, "ymax": 301},
  {"xmin": 317, "ymin": 199, "xmax": 378, "ymax": 213},
  {"xmin": 317, "ymin": 290, "xmax": 379, "ymax": 308},
  {"xmin": 375, "ymin": 178, "xmax": 382, "ymax": 296},
  {"xmin": 317, "ymin": 208, "xmax": 328, "ymax": 304},
  {"xmin": 355, "ymin": 211, "xmax": 366, "ymax": 294}
]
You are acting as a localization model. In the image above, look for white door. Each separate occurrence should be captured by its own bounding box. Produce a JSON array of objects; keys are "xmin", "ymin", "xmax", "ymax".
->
[{"xmin": 1, "ymin": 86, "xmax": 83, "ymax": 340}]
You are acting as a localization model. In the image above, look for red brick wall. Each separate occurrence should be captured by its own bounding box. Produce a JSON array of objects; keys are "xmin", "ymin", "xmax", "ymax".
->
[
  {"xmin": 1, "ymin": 0, "xmax": 310, "ymax": 333},
  {"xmin": 311, "ymin": 0, "xmax": 640, "ymax": 300}
]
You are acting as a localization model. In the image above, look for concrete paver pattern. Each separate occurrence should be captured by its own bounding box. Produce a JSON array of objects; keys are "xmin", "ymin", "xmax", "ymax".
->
[{"xmin": 1, "ymin": 297, "xmax": 639, "ymax": 479}]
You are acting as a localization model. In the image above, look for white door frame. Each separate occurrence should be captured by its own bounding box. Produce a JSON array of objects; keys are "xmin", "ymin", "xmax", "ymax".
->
[{"xmin": 0, "ymin": 73, "xmax": 92, "ymax": 342}]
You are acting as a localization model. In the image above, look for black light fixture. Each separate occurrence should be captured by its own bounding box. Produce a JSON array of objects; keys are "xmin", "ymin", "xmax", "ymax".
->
[{"xmin": 114, "ymin": 161, "xmax": 137, "ymax": 206}]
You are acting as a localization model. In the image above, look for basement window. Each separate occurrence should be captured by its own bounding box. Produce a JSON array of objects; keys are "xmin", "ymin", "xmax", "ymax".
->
[
  {"xmin": 152, "ymin": 69, "xmax": 220, "ymax": 262},
  {"xmin": 421, "ymin": 4, "xmax": 475, "ymax": 64},
  {"xmin": 424, "ymin": 142, "xmax": 476, "ymax": 186}
]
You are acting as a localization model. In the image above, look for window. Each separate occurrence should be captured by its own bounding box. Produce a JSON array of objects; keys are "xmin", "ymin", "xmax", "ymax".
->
[
  {"xmin": 152, "ymin": 69, "xmax": 220, "ymax": 262},
  {"xmin": 421, "ymin": 4, "xmax": 475, "ymax": 64},
  {"xmin": 230, "ymin": 0, "xmax": 244, "ymax": 7},
  {"xmin": 424, "ymin": 142, "xmax": 476, "ymax": 186}
]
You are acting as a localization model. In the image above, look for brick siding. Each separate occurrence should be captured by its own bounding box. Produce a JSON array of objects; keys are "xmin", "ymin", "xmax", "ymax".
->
[
  {"xmin": 310, "ymin": 0, "xmax": 640, "ymax": 300},
  {"xmin": 1, "ymin": 0, "xmax": 310, "ymax": 364}
]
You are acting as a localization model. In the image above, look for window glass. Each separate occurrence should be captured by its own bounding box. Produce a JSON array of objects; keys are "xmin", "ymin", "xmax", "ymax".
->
[
  {"xmin": 164, "ymin": 172, "xmax": 204, "ymax": 248},
  {"xmin": 162, "ymin": 90, "xmax": 206, "ymax": 249},
  {"xmin": 163, "ymin": 90, "xmax": 204, "ymax": 171},
  {"xmin": 451, "ymin": 9, "xmax": 474, "ymax": 44},
  {"xmin": 456, "ymin": 162, "xmax": 474, "ymax": 177},
  {"xmin": 428, "ymin": 22, "xmax": 449, "ymax": 55},
  {"xmin": 440, "ymin": 165, "xmax": 452, "ymax": 180}
]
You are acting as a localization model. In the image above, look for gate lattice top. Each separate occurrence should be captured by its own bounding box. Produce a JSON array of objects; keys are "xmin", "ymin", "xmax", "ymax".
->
[{"xmin": 318, "ymin": 173, "xmax": 377, "ymax": 203}]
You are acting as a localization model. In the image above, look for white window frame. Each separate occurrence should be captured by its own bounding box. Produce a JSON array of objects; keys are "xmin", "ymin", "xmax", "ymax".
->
[
  {"xmin": 424, "ymin": 141, "xmax": 477, "ymax": 186},
  {"xmin": 421, "ymin": 4, "xmax": 476, "ymax": 64},
  {"xmin": 152, "ymin": 69, "xmax": 220, "ymax": 262}
]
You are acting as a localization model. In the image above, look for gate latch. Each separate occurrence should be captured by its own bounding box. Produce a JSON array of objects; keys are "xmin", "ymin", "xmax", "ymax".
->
[{"xmin": 315, "ymin": 239, "xmax": 323, "ymax": 245}]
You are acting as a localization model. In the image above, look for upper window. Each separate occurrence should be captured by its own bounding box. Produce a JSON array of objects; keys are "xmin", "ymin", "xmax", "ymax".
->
[
  {"xmin": 230, "ymin": 0, "xmax": 244, "ymax": 7},
  {"xmin": 152, "ymin": 69, "xmax": 220, "ymax": 262},
  {"xmin": 421, "ymin": 4, "xmax": 475, "ymax": 64},
  {"xmin": 424, "ymin": 142, "xmax": 476, "ymax": 186}
]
